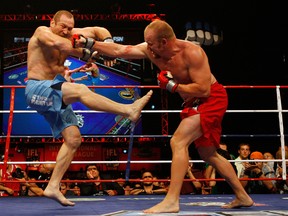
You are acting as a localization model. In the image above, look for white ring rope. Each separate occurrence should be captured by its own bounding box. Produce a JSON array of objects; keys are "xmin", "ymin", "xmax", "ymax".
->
[
  {"xmin": 1, "ymin": 159, "xmax": 287, "ymax": 165},
  {"xmin": 1, "ymin": 109, "xmax": 288, "ymax": 114},
  {"xmin": 1, "ymin": 85, "xmax": 288, "ymax": 180}
]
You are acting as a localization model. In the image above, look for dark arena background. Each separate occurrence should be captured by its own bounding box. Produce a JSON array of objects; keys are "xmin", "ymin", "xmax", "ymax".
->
[{"xmin": 1, "ymin": 1, "xmax": 288, "ymax": 215}]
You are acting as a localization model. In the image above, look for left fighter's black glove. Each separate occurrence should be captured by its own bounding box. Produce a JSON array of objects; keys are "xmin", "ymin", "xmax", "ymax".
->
[
  {"xmin": 81, "ymin": 48, "xmax": 98, "ymax": 61},
  {"xmin": 99, "ymin": 37, "xmax": 116, "ymax": 67},
  {"xmin": 72, "ymin": 34, "xmax": 95, "ymax": 49}
]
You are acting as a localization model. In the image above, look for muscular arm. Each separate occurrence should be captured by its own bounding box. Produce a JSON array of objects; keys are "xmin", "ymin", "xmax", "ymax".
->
[
  {"xmin": 35, "ymin": 26, "xmax": 85, "ymax": 58},
  {"xmin": 91, "ymin": 41, "xmax": 148, "ymax": 59},
  {"xmin": 175, "ymin": 46, "xmax": 212, "ymax": 98},
  {"xmin": 72, "ymin": 26, "xmax": 112, "ymax": 41}
]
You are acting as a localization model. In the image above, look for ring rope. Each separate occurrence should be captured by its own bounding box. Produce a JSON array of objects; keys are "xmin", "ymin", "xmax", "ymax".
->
[
  {"xmin": 2, "ymin": 134, "xmax": 288, "ymax": 139},
  {"xmin": 0, "ymin": 177, "xmax": 284, "ymax": 184},
  {"xmin": 1, "ymin": 85, "xmax": 288, "ymax": 180},
  {"xmin": 2, "ymin": 109, "xmax": 288, "ymax": 114},
  {"xmin": 1, "ymin": 159, "xmax": 287, "ymax": 165},
  {"xmin": 2, "ymin": 85, "xmax": 288, "ymax": 89},
  {"xmin": 2, "ymin": 134, "xmax": 288, "ymax": 140}
]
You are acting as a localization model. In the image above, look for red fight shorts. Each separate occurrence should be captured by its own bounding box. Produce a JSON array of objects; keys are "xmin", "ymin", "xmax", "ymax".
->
[{"xmin": 180, "ymin": 82, "xmax": 228, "ymax": 149}]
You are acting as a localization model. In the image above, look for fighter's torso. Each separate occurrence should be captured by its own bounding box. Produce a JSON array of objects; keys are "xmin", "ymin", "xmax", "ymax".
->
[
  {"xmin": 27, "ymin": 28, "xmax": 68, "ymax": 80},
  {"xmin": 147, "ymin": 40, "xmax": 217, "ymax": 101}
]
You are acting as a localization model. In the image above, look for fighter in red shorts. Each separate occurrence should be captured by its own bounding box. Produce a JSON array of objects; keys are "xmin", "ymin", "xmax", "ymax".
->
[{"xmin": 75, "ymin": 19, "xmax": 254, "ymax": 213}]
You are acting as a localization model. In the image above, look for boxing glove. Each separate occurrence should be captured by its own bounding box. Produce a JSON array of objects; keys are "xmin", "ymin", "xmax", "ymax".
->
[
  {"xmin": 157, "ymin": 71, "xmax": 178, "ymax": 93},
  {"xmin": 81, "ymin": 49, "xmax": 98, "ymax": 61},
  {"xmin": 71, "ymin": 34, "xmax": 95, "ymax": 49},
  {"xmin": 103, "ymin": 37, "xmax": 114, "ymax": 43},
  {"xmin": 100, "ymin": 37, "xmax": 116, "ymax": 65}
]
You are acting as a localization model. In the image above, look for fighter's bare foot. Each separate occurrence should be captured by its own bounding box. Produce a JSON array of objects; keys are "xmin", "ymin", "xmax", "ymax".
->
[
  {"xmin": 44, "ymin": 187, "xmax": 75, "ymax": 207},
  {"xmin": 128, "ymin": 90, "xmax": 153, "ymax": 122},
  {"xmin": 143, "ymin": 200, "xmax": 179, "ymax": 214},
  {"xmin": 221, "ymin": 198, "xmax": 254, "ymax": 209}
]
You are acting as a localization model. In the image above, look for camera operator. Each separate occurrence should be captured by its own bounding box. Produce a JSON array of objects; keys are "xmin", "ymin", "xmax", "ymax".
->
[{"xmin": 241, "ymin": 151, "xmax": 277, "ymax": 194}]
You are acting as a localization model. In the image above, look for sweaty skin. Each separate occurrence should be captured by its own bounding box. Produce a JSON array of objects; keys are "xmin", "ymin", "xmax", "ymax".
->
[
  {"xmin": 27, "ymin": 10, "xmax": 152, "ymax": 206},
  {"xmin": 86, "ymin": 20, "xmax": 254, "ymax": 212}
]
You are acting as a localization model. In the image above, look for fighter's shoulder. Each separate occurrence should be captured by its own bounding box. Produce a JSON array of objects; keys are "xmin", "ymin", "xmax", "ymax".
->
[
  {"xmin": 72, "ymin": 27, "xmax": 105, "ymax": 36},
  {"xmin": 35, "ymin": 26, "xmax": 49, "ymax": 31},
  {"xmin": 181, "ymin": 40, "xmax": 202, "ymax": 55},
  {"xmin": 34, "ymin": 26, "xmax": 50, "ymax": 35}
]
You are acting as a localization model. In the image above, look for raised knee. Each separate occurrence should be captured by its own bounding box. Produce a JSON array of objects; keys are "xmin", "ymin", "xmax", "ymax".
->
[{"xmin": 76, "ymin": 83, "xmax": 89, "ymax": 95}]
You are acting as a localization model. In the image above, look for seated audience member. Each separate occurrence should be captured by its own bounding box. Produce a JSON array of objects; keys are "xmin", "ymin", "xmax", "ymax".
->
[
  {"xmin": 17, "ymin": 169, "xmax": 44, "ymax": 197},
  {"xmin": 59, "ymin": 182, "xmax": 76, "ymax": 197},
  {"xmin": 204, "ymin": 148, "xmax": 236, "ymax": 194},
  {"xmin": 27, "ymin": 163, "xmax": 55, "ymax": 191},
  {"xmin": 66, "ymin": 183, "xmax": 81, "ymax": 196},
  {"xmin": 117, "ymin": 177, "xmax": 133, "ymax": 195},
  {"xmin": 235, "ymin": 143, "xmax": 251, "ymax": 178},
  {"xmin": 263, "ymin": 152, "xmax": 276, "ymax": 172},
  {"xmin": 181, "ymin": 160, "xmax": 203, "ymax": 195},
  {"xmin": 275, "ymin": 149, "xmax": 288, "ymax": 193},
  {"xmin": 219, "ymin": 143, "xmax": 235, "ymax": 160},
  {"xmin": 130, "ymin": 171, "xmax": 168, "ymax": 195},
  {"xmin": 79, "ymin": 164, "xmax": 124, "ymax": 196},
  {"xmin": 241, "ymin": 151, "xmax": 277, "ymax": 194},
  {"xmin": 0, "ymin": 156, "xmax": 24, "ymax": 196}
]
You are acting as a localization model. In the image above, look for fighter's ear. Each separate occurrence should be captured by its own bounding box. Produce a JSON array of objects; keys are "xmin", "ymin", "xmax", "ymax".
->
[
  {"xmin": 161, "ymin": 37, "xmax": 168, "ymax": 46},
  {"xmin": 50, "ymin": 19, "xmax": 55, "ymax": 27}
]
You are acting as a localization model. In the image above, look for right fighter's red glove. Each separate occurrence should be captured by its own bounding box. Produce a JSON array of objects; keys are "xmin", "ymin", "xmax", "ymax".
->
[
  {"xmin": 71, "ymin": 34, "xmax": 95, "ymax": 49},
  {"xmin": 157, "ymin": 71, "xmax": 178, "ymax": 93}
]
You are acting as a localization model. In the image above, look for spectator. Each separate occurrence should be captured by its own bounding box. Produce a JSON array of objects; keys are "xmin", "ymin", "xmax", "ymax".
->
[
  {"xmin": 59, "ymin": 181, "xmax": 76, "ymax": 197},
  {"xmin": 235, "ymin": 143, "xmax": 251, "ymax": 178},
  {"xmin": 241, "ymin": 151, "xmax": 277, "ymax": 194},
  {"xmin": 181, "ymin": 160, "xmax": 203, "ymax": 195},
  {"xmin": 19, "ymin": 171, "xmax": 44, "ymax": 197},
  {"xmin": 204, "ymin": 148, "xmax": 236, "ymax": 194},
  {"xmin": 0, "ymin": 156, "xmax": 24, "ymax": 196},
  {"xmin": 220, "ymin": 143, "xmax": 235, "ymax": 159},
  {"xmin": 130, "ymin": 171, "xmax": 168, "ymax": 195},
  {"xmin": 27, "ymin": 163, "xmax": 55, "ymax": 191},
  {"xmin": 116, "ymin": 177, "xmax": 132, "ymax": 195},
  {"xmin": 275, "ymin": 149, "xmax": 288, "ymax": 193},
  {"xmin": 263, "ymin": 152, "xmax": 276, "ymax": 173},
  {"xmin": 79, "ymin": 164, "xmax": 124, "ymax": 196}
]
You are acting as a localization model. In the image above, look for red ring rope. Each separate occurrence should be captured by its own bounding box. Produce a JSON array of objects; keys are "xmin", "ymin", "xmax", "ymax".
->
[
  {"xmin": 3, "ymin": 87, "xmax": 15, "ymax": 180},
  {"xmin": 0, "ymin": 177, "xmax": 283, "ymax": 184}
]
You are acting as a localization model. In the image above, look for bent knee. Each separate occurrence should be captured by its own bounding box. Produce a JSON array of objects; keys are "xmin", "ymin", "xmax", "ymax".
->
[
  {"xmin": 65, "ymin": 135, "xmax": 82, "ymax": 149},
  {"xmin": 170, "ymin": 137, "xmax": 187, "ymax": 152},
  {"xmin": 62, "ymin": 83, "xmax": 90, "ymax": 103}
]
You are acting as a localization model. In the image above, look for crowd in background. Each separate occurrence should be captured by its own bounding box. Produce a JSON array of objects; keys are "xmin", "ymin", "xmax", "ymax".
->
[{"xmin": 1, "ymin": 142, "xmax": 288, "ymax": 197}]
